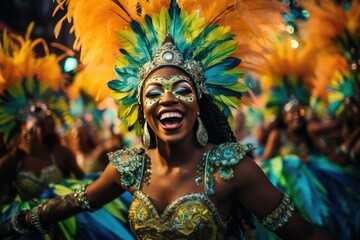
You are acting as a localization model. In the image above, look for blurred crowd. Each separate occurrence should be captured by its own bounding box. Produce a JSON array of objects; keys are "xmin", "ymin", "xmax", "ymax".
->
[{"xmin": 0, "ymin": 0, "xmax": 359, "ymax": 239}]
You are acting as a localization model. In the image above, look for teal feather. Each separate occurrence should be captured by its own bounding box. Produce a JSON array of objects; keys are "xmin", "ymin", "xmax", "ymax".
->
[
  {"xmin": 144, "ymin": 15, "xmax": 158, "ymax": 52},
  {"xmin": 207, "ymin": 85, "xmax": 242, "ymax": 97},
  {"xmin": 205, "ymin": 75, "xmax": 239, "ymax": 85},
  {"xmin": 108, "ymin": 78, "xmax": 137, "ymax": 93},
  {"xmin": 201, "ymin": 40, "xmax": 237, "ymax": 68},
  {"xmin": 293, "ymin": 81, "xmax": 310, "ymax": 106},
  {"xmin": 194, "ymin": 34, "xmax": 235, "ymax": 64},
  {"xmin": 168, "ymin": 0, "xmax": 183, "ymax": 46},
  {"xmin": 122, "ymin": 96, "xmax": 137, "ymax": 105},
  {"xmin": 184, "ymin": 25, "xmax": 217, "ymax": 59},
  {"xmin": 129, "ymin": 21, "xmax": 152, "ymax": 61},
  {"xmin": 329, "ymin": 101, "xmax": 342, "ymax": 117},
  {"xmin": 206, "ymin": 57, "xmax": 241, "ymax": 72},
  {"xmin": 119, "ymin": 49, "xmax": 143, "ymax": 67}
]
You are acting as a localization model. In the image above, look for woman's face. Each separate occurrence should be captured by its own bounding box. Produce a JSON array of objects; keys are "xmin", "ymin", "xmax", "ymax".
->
[
  {"xmin": 20, "ymin": 118, "xmax": 42, "ymax": 153},
  {"xmin": 142, "ymin": 67, "xmax": 199, "ymax": 145},
  {"xmin": 284, "ymin": 105, "xmax": 305, "ymax": 130}
]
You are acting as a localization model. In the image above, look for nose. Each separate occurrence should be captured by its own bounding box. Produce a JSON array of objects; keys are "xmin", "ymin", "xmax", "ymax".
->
[{"xmin": 159, "ymin": 92, "xmax": 179, "ymax": 105}]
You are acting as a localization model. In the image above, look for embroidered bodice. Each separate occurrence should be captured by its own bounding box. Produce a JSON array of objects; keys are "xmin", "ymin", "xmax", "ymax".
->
[
  {"xmin": 279, "ymin": 131, "xmax": 309, "ymax": 158},
  {"xmin": 108, "ymin": 142, "xmax": 254, "ymax": 240},
  {"xmin": 14, "ymin": 158, "xmax": 63, "ymax": 200}
]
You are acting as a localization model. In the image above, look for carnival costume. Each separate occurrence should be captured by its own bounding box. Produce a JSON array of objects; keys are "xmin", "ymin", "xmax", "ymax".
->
[
  {"xmin": 257, "ymin": 34, "xmax": 360, "ymax": 240},
  {"xmin": 0, "ymin": 0, "xmax": 302, "ymax": 239},
  {"xmin": 0, "ymin": 24, "xmax": 134, "ymax": 240}
]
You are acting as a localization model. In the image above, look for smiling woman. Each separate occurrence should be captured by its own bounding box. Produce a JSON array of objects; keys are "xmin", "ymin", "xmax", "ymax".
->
[
  {"xmin": 142, "ymin": 66, "xmax": 199, "ymax": 148},
  {"xmin": 0, "ymin": 0, "xmax": 336, "ymax": 239}
]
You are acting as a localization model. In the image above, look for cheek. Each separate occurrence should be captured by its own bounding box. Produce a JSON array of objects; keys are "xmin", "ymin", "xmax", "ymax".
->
[{"xmin": 144, "ymin": 98, "xmax": 160, "ymax": 107}]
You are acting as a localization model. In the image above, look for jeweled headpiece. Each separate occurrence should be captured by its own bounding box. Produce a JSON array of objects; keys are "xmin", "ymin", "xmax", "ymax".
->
[
  {"xmin": 259, "ymin": 36, "xmax": 315, "ymax": 118},
  {"xmin": 55, "ymin": 0, "xmax": 287, "ymax": 135},
  {"xmin": 138, "ymin": 40, "xmax": 207, "ymax": 101},
  {"xmin": 0, "ymin": 23, "xmax": 72, "ymax": 143}
]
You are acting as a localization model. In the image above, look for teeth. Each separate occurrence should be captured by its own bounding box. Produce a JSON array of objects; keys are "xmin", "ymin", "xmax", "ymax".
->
[{"xmin": 160, "ymin": 112, "xmax": 183, "ymax": 120}]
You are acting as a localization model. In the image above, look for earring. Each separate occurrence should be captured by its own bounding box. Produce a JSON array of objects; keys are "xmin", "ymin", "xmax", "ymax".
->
[
  {"xmin": 196, "ymin": 116, "xmax": 208, "ymax": 147},
  {"xmin": 142, "ymin": 121, "xmax": 151, "ymax": 149}
]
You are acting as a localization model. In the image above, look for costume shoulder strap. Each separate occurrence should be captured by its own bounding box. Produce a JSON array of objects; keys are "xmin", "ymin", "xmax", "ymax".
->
[
  {"xmin": 107, "ymin": 147, "xmax": 145, "ymax": 188},
  {"xmin": 202, "ymin": 142, "xmax": 255, "ymax": 196}
]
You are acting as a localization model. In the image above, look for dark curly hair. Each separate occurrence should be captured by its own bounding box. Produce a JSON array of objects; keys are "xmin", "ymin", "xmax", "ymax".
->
[{"xmin": 198, "ymin": 94, "xmax": 256, "ymax": 237}]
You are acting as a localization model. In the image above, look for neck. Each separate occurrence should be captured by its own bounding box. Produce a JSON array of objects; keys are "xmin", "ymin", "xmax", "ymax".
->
[
  {"xmin": 23, "ymin": 142, "xmax": 47, "ymax": 155},
  {"xmin": 153, "ymin": 135, "xmax": 203, "ymax": 169},
  {"xmin": 286, "ymin": 128, "xmax": 306, "ymax": 143}
]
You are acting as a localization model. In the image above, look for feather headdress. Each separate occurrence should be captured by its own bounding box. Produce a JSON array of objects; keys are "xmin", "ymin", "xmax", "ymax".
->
[
  {"xmin": 54, "ymin": 0, "xmax": 287, "ymax": 134},
  {"xmin": 259, "ymin": 36, "xmax": 317, "ymax": 118},
  {"xmin": 0, "ymin": 23, "xmax": 72, "ymax": 143},
  {"xmin": 302, "ymin": 0, "xmax": 360, "ymax": 116}
]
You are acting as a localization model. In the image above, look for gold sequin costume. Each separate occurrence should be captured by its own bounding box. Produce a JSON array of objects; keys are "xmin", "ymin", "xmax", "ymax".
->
[
  {"xmin": 108, "ymin": 142, "xmax": 255, "ymax": 240},
  {"xmin": 14, "ymin": 156, "xmax": 63, "ymax": 200}
]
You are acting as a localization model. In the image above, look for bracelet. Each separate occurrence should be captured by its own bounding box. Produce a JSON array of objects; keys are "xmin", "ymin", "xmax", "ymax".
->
[
  {"xmin": 10, "ymin": 211, "xmax": 35, "ymax": 235},
  {"xmin": 259, "ymin": 194, "xmax": 295, "ymax": 231},
  {"xmin": 340, "ymin": 144, "xmax": 349, "ymax": 154},
  {"xmin": 30, "ymin": 204, "xmax": 49, "ymax": 235},
  {"xmin": 73, "ymin": 184, "xmax": 96, "ymax": 211}
]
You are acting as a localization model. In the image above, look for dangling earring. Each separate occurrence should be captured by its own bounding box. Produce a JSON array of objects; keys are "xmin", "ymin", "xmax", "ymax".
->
[
  {"xmin": 142, "ymin": 121, "xmax": 151, "ymax": 149},
  {"xmin": 196, "ymin": 115, "xmax": 208, "ymax": 147}
]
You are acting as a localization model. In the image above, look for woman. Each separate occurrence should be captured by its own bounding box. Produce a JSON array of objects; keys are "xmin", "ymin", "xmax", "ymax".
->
[
  {"xmin": 254, "ymin": 34, "xmax": 360, "ymax": 239},
  {"xmin": 0, "ymin": 24, "xmax": 133, "ymax": 239}
]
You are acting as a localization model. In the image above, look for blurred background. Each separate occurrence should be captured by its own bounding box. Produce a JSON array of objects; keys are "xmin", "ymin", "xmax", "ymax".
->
[{"xmin": 0, "ymin": 0, "xmax": 77, "ymax": 72}]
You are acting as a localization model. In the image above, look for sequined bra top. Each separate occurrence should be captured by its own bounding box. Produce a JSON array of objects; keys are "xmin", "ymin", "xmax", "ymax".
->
[
  {"xmin": 14, "ymin": 156, "xmax": 63, "ymax": 200},
  {"xmin": 108, "ymin": 142, "xmax": 254, "ymax": 240},
  {"xmin": 279, "ymin": 131, "xmax": 309, "ymax": 158}
]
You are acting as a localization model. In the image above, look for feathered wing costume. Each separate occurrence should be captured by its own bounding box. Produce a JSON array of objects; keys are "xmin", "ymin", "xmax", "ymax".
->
[
  {"xmin": 301, "ymin": 0, "xmax": 360, "ymax": 117},
  {"xmin": 257, "ymin": 34, "xmax": 360, "ymax": 240},
  {"xmin": 0, "ymin": 24, "xmax": 134, "ymax": 240},
  {"xmin": 0, "ymin": 22, "xmax": 71, "ymax": 143},
  {"xmin": 53, "ymin": 0, "xmax": 288, "ymax": 238}
]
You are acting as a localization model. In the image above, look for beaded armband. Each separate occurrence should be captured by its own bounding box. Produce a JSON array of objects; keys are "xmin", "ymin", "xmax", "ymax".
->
[
  {"xmin": 10, "ymin": 211, "xmax": 35, "ymax": 235},
  {"xmin": 108, "ymin": 148, "xmax": 148, "ymax": 187},
  {"xmin": 259, "ymin": 194, "xmax": 295, "ymax": 231},
  {"xmin": 73, "ymin": 184, "xmax": 96, "ymax": 211},
  {"xmin": 196, "ymin": 142, "xmax": 255, "ymax": 196},
  {"xmin": 30, "ymin": 204, "xmax": 49, "ymax": 235}
]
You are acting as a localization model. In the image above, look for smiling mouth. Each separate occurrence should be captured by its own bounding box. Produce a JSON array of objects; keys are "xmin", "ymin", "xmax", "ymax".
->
[{"xmin": 159, "ymin": 112, "xmax": 184, "ymax": 129}]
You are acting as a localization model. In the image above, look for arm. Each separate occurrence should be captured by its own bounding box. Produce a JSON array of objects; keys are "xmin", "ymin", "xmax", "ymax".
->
[
  {"xmin": 0, "ymin": 163, "xmax": 125, "ymax": 237},
  {"xmin": 234, "ymin": 157, "xmax": 336, "ymax": 239},
  {"xmin": 256, "ymin": 129, "xmax": 281, "ymax": 161}
]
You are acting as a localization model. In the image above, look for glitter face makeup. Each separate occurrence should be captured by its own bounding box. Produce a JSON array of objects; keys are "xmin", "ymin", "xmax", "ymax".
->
[{"xmin": 144, "ymin": 75, "xmax": 195, "ymax": 107}]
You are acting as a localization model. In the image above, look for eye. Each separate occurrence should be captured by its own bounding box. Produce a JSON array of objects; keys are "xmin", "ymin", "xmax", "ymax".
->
[
  {"xmin": 173, "ymin": 87, "xmax": 192, "ymax": 95},
  {"xmin": 145, "ymin": 90, "xmax": 163, "ymax": 98}
]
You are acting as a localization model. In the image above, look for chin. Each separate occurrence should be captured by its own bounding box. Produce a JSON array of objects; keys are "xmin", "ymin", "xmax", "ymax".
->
[{"xmin": 158, "ymin": 132, "xmax": 192, "ymax": 146}]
